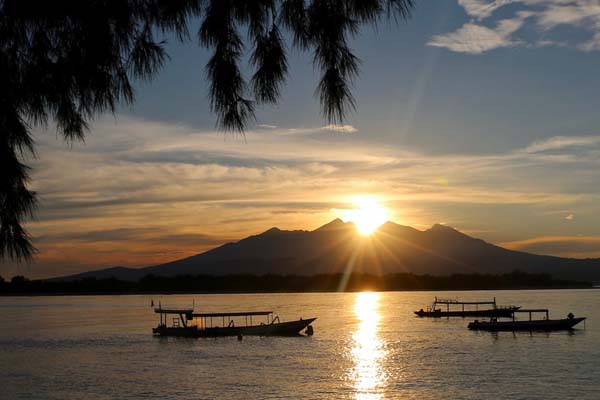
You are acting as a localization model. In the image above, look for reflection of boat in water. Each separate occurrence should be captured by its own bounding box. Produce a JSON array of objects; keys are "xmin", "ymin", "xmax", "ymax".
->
[
  {"xmin": 468, "ymin": 309, "xmax": 586, "ymax": 331},
  {"xmin": 415, "ymin": 297, "xmax": 519, "ymax": 318},
  {"xmin": 153, "ymin": 307, "xmax": 316, "ymax": 337}
]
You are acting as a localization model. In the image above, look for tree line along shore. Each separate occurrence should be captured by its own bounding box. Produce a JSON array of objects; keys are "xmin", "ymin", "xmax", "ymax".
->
[{"xmin": 0, "ymin": 271, "xmax": 592, "ymax": 295}]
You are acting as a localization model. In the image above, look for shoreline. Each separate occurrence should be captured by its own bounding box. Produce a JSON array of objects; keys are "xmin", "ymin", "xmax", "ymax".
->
[
  {"xmin": 1, "ymin": 286, "xmax": 597, "ymax": 297},
  {"xmin": 2, "ymin": 271, "xmax": 594, "ymax": 296}
]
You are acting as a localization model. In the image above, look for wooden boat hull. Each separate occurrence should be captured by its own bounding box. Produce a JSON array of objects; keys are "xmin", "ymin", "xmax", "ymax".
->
[
  {"xmin": 468, "ymin": 317, "xmax": 586, "ymax": 331},
  {"xmin": 153, "ymin": 318, "xmax": 316, "ymax": 338},
  {"xmin": 415, "ymin": 308, "xmax": 519, "ymax": 318}
]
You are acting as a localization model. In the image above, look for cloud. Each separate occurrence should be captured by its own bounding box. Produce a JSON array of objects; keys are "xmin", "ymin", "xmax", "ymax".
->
[
  {"xmin": 533, "ymin": 1, "xmax": 600, "ymax": 31},
  {"xmin": 458, "ymin": 0, "xmax": 515, "ymax": 19},
  {"xmin": 252, "ymin": 124, "xmax": 359, "ymax": 137},
  {"xmin": 427, "ymin": 15, "xmax": 528, "ymax": 54},
  {"xmin": 322, "ymin": 124, "xmax": 359, "ymax": 133},
  {"xmin": 433, "ymin": 0, "xmax": 600, "ymax": 53},
  {"xmin": 39, "ymin": 228, "xmax": 225, "ymax": 247},
  {"xmin": 523, "ymin": 135, "xmax": 600, "ymax": 153},
  {"xmin": 499, "ymin": 235, "xmax": 600, "ymax": 258}
]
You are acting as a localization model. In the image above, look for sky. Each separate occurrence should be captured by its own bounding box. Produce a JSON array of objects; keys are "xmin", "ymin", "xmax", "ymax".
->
[{"xmin": 4, "ymin": 0, "xmax": 600, "ymax": 279}]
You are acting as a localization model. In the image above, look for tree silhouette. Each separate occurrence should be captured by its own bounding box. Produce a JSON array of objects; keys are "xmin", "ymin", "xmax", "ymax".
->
[{"xmin": 0, "ymin": 0, "xmax": 414, "ymax": 262}]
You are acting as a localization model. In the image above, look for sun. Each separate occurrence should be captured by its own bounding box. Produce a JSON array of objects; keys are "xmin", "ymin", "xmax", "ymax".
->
[{"xmin": 342, "ymin": 197, "xmax": 389, "ymax": 235}]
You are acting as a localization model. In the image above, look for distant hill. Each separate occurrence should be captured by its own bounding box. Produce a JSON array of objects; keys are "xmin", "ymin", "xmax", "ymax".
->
[{"xmin": 52, "ymin": 219, "xmax": 600, "ymax": 282}]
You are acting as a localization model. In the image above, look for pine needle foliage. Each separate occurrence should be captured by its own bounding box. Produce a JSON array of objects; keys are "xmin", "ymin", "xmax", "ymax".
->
[{"xmin": 0, "ymin": 0, "xmax": 414, "ymax": 262}]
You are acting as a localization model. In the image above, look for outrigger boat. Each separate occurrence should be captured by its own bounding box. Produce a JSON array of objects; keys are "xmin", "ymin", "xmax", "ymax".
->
[
  {"xmin": 415, "ymin": 297, "xmax": 520, "ymax": 318},
  {"xmin": 153, "ymin": 307, "xmax": 316, "ymax": 338},
  {"xmin": 468, "ymin": 309, "xmax": 586, "ymax": 331}
]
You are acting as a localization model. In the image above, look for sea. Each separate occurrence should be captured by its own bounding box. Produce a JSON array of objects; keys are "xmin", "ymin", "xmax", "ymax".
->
[{"xmin": 0, "ymin": 289, "xmax": 598, "ymax": 399}]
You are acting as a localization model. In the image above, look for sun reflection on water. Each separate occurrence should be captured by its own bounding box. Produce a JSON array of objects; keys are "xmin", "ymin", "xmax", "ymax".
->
[{"xmin": 351, "ymin": 292, "xmax": 387, "ymax": 400}]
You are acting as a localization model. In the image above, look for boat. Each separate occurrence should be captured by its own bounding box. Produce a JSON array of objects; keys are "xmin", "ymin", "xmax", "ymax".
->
[
  {"xmin": 414, "ymin": 297, "xmax": 520, "ymax": 318},
  {"xmin": 153, "ymin": 307, "xmax": 316, "ymax": 338},
  {"xmin": 468, "ymin": 309, "xmax": 586, "ymax": 331}
]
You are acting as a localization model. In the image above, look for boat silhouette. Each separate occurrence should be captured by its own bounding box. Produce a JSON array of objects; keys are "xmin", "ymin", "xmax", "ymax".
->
[
  {"xmin": 415, "ymin": 297, "xmax": 520, "ymax": 318},
  {"xmin": 153, "ymin": 307, "xmax": 316, "ymax": 337},
  {"xmin": 468, "ymin": 309, "xmax": 586, "ymax": 331}
]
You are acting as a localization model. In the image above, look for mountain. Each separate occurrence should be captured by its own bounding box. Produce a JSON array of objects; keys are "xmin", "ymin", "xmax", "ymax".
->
[{"xmin": 53, "ymin": 219, "xmax": 600, "ymax": 282}]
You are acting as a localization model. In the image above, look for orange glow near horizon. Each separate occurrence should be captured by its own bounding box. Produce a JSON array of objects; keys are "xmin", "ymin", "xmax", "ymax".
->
[{"xmin": 342, "ymin": 197, "xmax": 389, "ymax": 235}]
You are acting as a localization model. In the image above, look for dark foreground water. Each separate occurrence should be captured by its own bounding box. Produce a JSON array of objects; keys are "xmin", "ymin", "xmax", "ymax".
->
[{"xmin": 0, "ymin": 290, "xmax": 598, "ymax": 399}]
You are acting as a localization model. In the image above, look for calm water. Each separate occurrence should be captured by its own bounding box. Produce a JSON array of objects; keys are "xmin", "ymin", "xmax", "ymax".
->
[{"xmin": 0, "ymin": 290, "xmax": 598, "ymax": 399}]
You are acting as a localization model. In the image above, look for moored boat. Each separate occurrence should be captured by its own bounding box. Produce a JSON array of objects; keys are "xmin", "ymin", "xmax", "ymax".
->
[
  {"xmin": 468, "ymin": 309, "xmax": 586, "ymax": 331},
  {"xmin": 415, "ymin": 297, "xmax": 519, "ymax": 318},
  {"xmin": 153, "ymin": 307, "xmax": 316, "ymax": 338}
]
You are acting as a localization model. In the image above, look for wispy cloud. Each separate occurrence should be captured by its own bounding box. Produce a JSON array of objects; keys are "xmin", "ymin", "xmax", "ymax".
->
[
  {"xmin": 458, "ymin": 0, "xmax": 515, "ymax": 20},
  {"xmin": 322, "ymin": 124, "xmax": 359, "ymax": 133},
  {"xmin": 432, "ymin": 0, "xmax": 600, "ymax": 53},
  {"xmin": 499, "ymin": 235, "xmax": 600, "ymax": 258},
  {"xmin": 523, "ymin": 135, "xmax": 600, "ymax": 153},
  {"xmin": 428, "ymin": 16, "xmax": 528, "ymax": 54}
]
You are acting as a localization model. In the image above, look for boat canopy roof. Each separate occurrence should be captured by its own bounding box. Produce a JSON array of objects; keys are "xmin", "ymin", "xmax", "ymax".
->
[
  {"xmin": 192, "ymin": 311, "xmax": 273, "ymax": 318},
  {"xmin": 154, "ymin": 308, "xmax": 273, "ymax": 317},
  {"xmin": 434, "ymin": 297, "xmax": 496, "ymax": 305},
  {"xmin": 513, "ymin": 309, "xmax": 548, "ymax": 313},
  {"xmin": 154, "ymin": 308, "xmax": 193, "ymax": 314}
]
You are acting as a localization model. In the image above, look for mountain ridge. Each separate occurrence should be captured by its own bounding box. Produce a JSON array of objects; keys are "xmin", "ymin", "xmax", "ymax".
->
[{"xmin": 50, "ymin": 219, "xmax": 600, "ymax": 282}]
